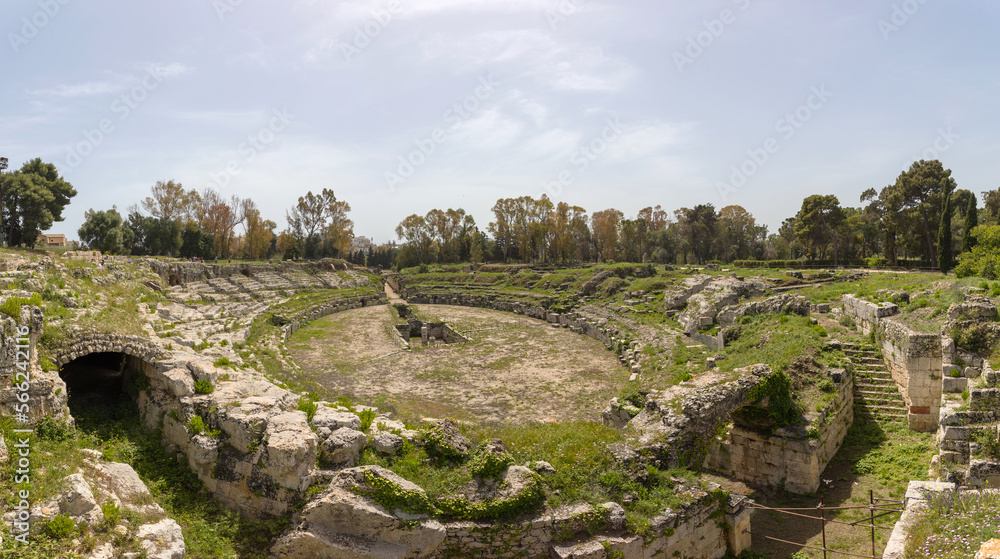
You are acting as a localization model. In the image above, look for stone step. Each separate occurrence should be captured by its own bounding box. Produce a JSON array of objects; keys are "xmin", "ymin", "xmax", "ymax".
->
[
  {"xmin": 854, "ymin": 379, "xmax": 896, "ymax": 392},
  {"xmin": 854, "ymin": 392, "xmax": 904, "ymax": 401},
  {"xmin": 854, "ymin": 403, "xmax": 908, "ymax": 416}
]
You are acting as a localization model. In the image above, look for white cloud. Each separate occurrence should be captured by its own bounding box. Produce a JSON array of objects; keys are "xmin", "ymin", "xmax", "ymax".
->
[
  {"xmin": 28, "ymin": 63, "xmax": 189, "ymax": 99},
  {"xmin": 420, "ymin": 29, "xmax": 635, "ymax": 92}
]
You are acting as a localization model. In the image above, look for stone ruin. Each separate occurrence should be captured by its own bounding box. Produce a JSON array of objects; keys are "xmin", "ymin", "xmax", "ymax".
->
[{"xmin": 0, "ymin": 260, "xmax": 764, "ymax": 559}]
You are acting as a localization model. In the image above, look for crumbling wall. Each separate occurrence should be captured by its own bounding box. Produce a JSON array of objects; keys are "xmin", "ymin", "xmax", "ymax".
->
[
  {"xmin": 131, "ymin": 354, "xmax": 315, "ymax": 517},
  {"xmin": 705, "ymin": 368, "xmax": 854, "ymax": 493},
  {"xmin": 0, "ymin": 304, "xmax": 71, "ymax": 424},
  {"xmin": 271, "ymin": 466, "xmax": 753, "ymax": 559}
]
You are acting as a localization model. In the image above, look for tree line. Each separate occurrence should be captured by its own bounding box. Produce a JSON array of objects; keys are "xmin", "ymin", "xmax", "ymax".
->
[
  {"xmin": 3, "ymin": 156, "xmax": 994, "ymax": 272},
  {"xmin": 78, "ymin": 182, "xmax": 354, "ymax": 261},
  {"xmin": 395, "ymin": 160, "xmax": 992, "ymax": 270}
]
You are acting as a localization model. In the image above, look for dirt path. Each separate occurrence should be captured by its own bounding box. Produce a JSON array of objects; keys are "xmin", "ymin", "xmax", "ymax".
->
[
  {"xmin": 384, "ymin": 283, "xmax": 404, "ymax": 304},
  {"xmin": 288, "ymin": 304, "xmax": 630, "ymax": 424}
]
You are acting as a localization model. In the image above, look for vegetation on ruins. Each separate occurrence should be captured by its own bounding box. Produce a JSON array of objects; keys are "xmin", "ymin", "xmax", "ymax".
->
[{"xmin": 905, "ymin": 489, "xmax": 1000, "ymax": 559}]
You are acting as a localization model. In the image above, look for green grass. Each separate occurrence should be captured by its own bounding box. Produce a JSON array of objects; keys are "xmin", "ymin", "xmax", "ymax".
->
[
  {"xmin": 5, "ymin": 396, "xmax": 291, "ymax": 558},
  {"xmin": 359, "ymin": 418, "xmax": 706, "ymax": 534},
  {"xmin": 905, "ymin": 489, "xmax": 1000, "ymax": 559},
  {"xmin": 720, "ymin": 314, "xmax": 846, "ymax": 375}
]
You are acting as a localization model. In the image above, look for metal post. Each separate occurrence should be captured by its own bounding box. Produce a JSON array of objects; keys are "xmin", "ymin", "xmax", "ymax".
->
[
  {"xmin": 820, "ymin": 498, "xmax": 828, "ymax": 559},
  {"xmin": 870, "ymin": 490, "xmax": 876, "ymax": 559}
]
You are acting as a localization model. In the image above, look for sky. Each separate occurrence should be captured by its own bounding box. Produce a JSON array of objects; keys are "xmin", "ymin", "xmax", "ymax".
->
[{"xmin": 3, "ymin": 0, "xmax": 999, "ymax": 245}]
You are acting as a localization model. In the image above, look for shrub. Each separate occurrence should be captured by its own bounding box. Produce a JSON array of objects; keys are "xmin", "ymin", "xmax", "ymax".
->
[
  {"xmin": 188, "ymin": 415, "xmax": 206, "ymax": 435},
  {"xmin": 35, "ymin": 417, "xmax": 75, "ymax": 442},
  {"xmin": 356, "ymin": 408, "xmax": 377, "ymax": 432},
  {"xmin": 468, "ymin": 447, "xmax": 514, "ymax": 480},
  {"xmin": 43, "ymin": 514, "xmax": 77, "ymax": 540},
  {"xmin": 194, "ymin": 378, "xmax": 215, "ymax": 394},
  {"xmin": 0, "ymin": 293, "xmax": 42, "ymax": 317},
  {"xmin": 297, "ymin": 397, "xmax": 318, "ymax": 421},
  {"xmin": 213, "ymin": 357, "xmax": 234, "ymax": 369},
  {"xmin": 97, "ymin": 502, "xmax": 122, "ymax": 532}
]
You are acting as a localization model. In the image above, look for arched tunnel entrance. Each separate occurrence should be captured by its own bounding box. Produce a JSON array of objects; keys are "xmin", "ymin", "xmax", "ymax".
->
[{"xmin": 59, "ymin": 352, "xmax": 149, "ymax": 417}]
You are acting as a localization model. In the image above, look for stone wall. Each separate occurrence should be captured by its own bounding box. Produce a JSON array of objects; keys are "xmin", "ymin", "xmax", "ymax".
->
[
  {"xmin": 273, "ymin": 465, "xmax": 753, "ymax": 559},
  {"xmin": 402, "ymin": 286, "xmax": 646, "ymax": 374},
  {"xmin": 435, "ymin": 496, "xmax": 750, "ymax": 559},
  {"xmin": 130, "ymin": 354, "xmax": 316, "ymax": 517},
  {"xmin": 148, "ymin": 259, "xmax": 352, "ymax": 286},
  {"xmin": 705, "ymin": 368, "xmax": 854, "ymax": 494},
  {"xmin": 841, "ymin": 294, "xmax": 899, "ymax": 334},
  {"xmin": 51, "ymin": 334, "xmax": 165, "ymax": 368},
  {"xmin": 0, "ymin": 305, "xmax": 70, "ymax": 424},
  {"xmin": 279, "ymin": 293, "xmax": 388, "ymax": 341},
  {"xmin": 842, "ymin": 295, "xmax": 943, "ymax": 432}
]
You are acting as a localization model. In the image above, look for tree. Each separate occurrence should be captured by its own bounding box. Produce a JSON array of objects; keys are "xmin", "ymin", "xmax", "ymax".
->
[
  {"xmin": 962, "ymin": 194, "xmax": 979, "ymax": 253},
  {"xmin": 674, "ymin": 204, "xmax": 717, "ymax": 264},
  {"xmin": 795, "ymin": 195, "xmax": 845, "ymax": 264},
  {"xmin": 717, "ymin": 205, "xmax": 763, "ymax": 262},
  {"xmin": 886, "ymin": 160, "xmax": 957, "ymax": 263},
  {"xmin": 938, "ymin": 189, "xmax": 954, "ymax": 272},
  {"xmin": 286, "ymin": 189, "xmax": 352, "ymax": 259},
  {"xmin": 0, "ymin": 158, "xmax": 76, "ymax": 247},
  {"xmin": 591, "ymin": 209, "xmax": 623, "ymax": 262},
  {"xmin": 180, "ymin": 224, "xmax": 215, "ymax": 259},
  {"xmin": 78, "ymin": 207, "xmax": 126, "ymax": 254},
  {"xmin": 395, "ymin": 214, "xmax": 433, "ymax": 263},
  {"xmin": 242, "ymin": 208, "xmax": 276, "ymax": 260},
  {"xmin": 141, "ymin": 180, "xmax": 199, "ymax": 222}
]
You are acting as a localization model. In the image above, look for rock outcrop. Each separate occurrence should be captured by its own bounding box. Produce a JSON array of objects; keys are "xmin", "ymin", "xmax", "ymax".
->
[{"xmin": 716, "ymin": 294, "xmax": 811, "ymax": 327}]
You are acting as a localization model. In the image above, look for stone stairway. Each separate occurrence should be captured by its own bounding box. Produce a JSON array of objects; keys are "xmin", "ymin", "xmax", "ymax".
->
[
  {"xmin": 843, "ymin": 343, "xmax": 908, "ymax": 422},
  {"xmin": 936, "ymin": 364, "xmax": 1000, "ymax": 487}
]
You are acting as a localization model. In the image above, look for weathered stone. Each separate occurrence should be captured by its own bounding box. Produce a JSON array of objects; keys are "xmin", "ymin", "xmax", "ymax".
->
[
  {"xmin": 947, "ymin": 296, "xmax": 998, "ymax": 322},
  {"xmin": 311, "ymin": 406, "xmax": 362, "ymax": 439},
  {"xmin": 372, "ymin": 433, "xmax": 404, "ymax": 455},
  {"xmin": 263, "ymin": 411, "xmax": 319, "ymax": 491},
  {"xmin": 0, "ymin": 435, "xmax": 6, "ymax": 463},
  {"xmin": 58, "ymin": 473, "xmax": 102, "ymax": 523},
  {"xmin": 137, "ymin": 518, "xmax": 186, "ymax": 559},
  {"xmin": 531, "ymin": 460, "xmax": 557, "ymax": 474},
  {"xmin": 272, "ymin": 466, "xmax": 445, "ymax": 559},
  {"xmin": 321, "ymin": 428, "xmax": 368, "ymax": 466},
  {"xmin": 427, "ymin": 419, "xmax": 471, "ymax": 458}
]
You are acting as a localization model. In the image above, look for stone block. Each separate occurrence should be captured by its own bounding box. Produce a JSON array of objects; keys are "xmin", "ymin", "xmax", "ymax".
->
[{"xmin": 942, "ymin": 376, "xmax": 969, "ymax": 393}]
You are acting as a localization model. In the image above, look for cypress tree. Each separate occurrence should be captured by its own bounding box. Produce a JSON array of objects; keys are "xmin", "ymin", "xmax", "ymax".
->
[
  {"xmin": 937, "ymin": 190, "xmax": 954, "ymax": 273},
  {"xmin": 961, "ymin": 194, "xmax": 979, "ymax": 253}
]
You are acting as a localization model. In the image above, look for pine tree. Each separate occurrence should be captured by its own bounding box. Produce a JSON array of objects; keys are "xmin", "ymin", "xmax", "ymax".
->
[
  {"xmin": 961, "ymin": 194, "xmax": 979, "ymax": 253},
  {"xmin": 937, "ymin": 190, "xmax": 954, "ymax": 273}
]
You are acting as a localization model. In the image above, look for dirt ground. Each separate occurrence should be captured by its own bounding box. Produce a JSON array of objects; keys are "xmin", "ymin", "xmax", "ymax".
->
[{"xmin": 287, "ymin": 304, "xmax": 631, "ymax": 423}]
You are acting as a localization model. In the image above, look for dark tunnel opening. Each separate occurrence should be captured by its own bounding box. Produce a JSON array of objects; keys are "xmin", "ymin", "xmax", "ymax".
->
[{"xmin": 59, "ymin": 352, "xmax": 131, "ymax": 410}]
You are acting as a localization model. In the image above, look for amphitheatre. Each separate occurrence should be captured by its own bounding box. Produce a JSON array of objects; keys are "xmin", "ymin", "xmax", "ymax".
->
[{"xmin": 1, "ymin": 252, "xmax": 999, "ymax": 559}]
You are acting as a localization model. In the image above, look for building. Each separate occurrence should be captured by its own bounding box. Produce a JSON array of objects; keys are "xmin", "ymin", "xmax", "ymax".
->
[
  {"xmin": 37, "ymin": 234, "xmax": 68, "ymax": 247},
  {"xmin": 350, "ymin": 236, "xmax": 375, "ymax": 254}
]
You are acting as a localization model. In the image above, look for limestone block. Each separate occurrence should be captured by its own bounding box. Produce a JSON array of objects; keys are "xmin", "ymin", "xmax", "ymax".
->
[
  {"xmin": 57, "ymin": 473, "xmax": 102, "ymax": 524},
  {"xmin": 372, "ymin": 433, "xmax": 404, "ymax": 455},
  {"xmin": 217, "ymin": 407, "xmax": 268, "ymax": 454},
  {"xmin": 137, "ymin": 518, "xmax": 186, "ymax": 559},
  {"xmin": 279, "ymin": 466, "xmax": 446, "ymax": 558},
  {"xmin": 942, "ymin": 376, "xmax": 969, "ymax": 393},
  {"xmin": 189, "ymin": 434, "xmax": 219, "ymax": 465},
  {"xmin": 311, "ymin": 406, "xmax": 362, "ymax": 439},
  {"xmin": 320, "ymin": 428, "xmax": 368, "ymax": 466},
  {"xmin": 154, "ymin": 367, "xmax": 194, "ymax": 397},
  {"xmin": 263, "ymin": 411, "xmax": 318, "ymax": 490}
]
